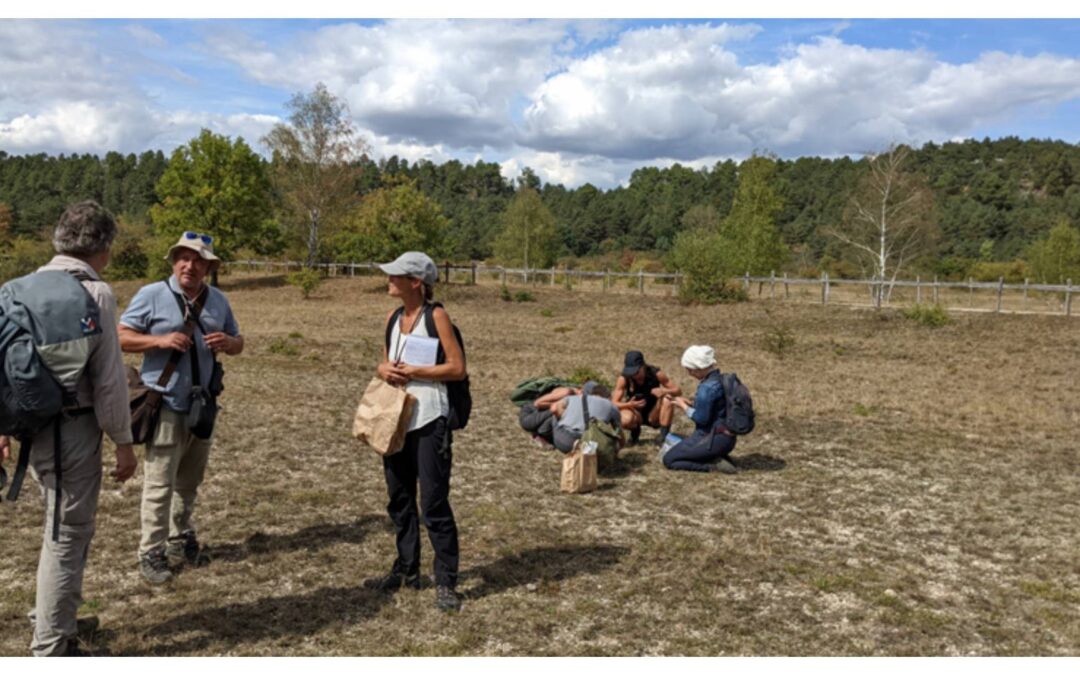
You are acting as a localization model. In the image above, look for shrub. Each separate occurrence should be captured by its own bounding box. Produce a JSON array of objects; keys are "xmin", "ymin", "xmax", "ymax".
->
[
  {"xmin": 268, "ymin": 335, "xmax": 300, "ymax": 356},
  {"xmin": 761, "ymin": 326, "xmax": 796, "ymax": 359},
  {"xmin": 499, "ymin": 284, "xmax": 512, "ymax": 302},
  {"xmin": 539, "ymin": 308, "xmax": 554, "ymax": 318},
  {"xmin": 513, "ymin": 290, "xmax": 535, "ymax": 302},
  {"xmin": 903, "ymin": 304, "xmax": 951, "ymax": 328},
  {"xmin": 568, "ymin": 366, "xmax": 612, "ymax": 390},
  {"xmin": 970, "ymin": 260, "xmax": 1028, "ymax": 283},
  {"xmin": 0, "ymin": 237, "xmax": 53, "ymax": 283},
  {"xmin": 107, "ymin": 218, "xmax": 152, "ymax": 280},
  {"xmin": 287, "ymin": 267, "xmax": 323, "ymax": 298}
]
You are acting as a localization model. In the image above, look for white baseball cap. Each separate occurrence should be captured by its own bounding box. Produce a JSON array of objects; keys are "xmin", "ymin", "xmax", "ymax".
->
[{"xmin": 378, "ymin": 251, "xmax": 438, "ymax": 286}]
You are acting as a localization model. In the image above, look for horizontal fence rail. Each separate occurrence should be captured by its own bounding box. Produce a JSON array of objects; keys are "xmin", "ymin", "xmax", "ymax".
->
[{"xmin": 227, "ymin": 260, "xmax": 1076, "ymax": 318}]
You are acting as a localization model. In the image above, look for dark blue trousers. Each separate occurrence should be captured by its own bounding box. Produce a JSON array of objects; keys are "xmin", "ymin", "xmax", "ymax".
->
[{"xmin": 663, "ymin": 428, "xmax": 736, "ymax": 472}]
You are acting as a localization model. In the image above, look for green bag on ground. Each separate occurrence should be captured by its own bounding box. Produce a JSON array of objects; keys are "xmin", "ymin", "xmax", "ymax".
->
[
  {"xmin": 577, "ymin": 392, "xmax": 620, "ymax": 470},
  {"xmin": 509, "ymin": 376, "xmax": 574, "ymax": 407}
]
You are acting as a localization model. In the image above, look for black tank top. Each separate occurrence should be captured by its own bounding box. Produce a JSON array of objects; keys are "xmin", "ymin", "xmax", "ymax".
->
[{"xmin": 626, "ymin": 365, "xmax": 661, "ymax": 412}]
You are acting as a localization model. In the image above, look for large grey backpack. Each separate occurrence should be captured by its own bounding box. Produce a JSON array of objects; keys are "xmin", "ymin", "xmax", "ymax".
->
[{"xmin": 0, "ymin": 270, "xmax": 101, "ymax": 535}]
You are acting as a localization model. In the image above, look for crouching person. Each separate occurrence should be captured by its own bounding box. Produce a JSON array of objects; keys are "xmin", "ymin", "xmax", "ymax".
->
[
  {"xmin": 0, "ymin": 201, "xmax": 137, "ymax": 656},
  {"xmin": 520, "ymin": 383, "xmax": 580, "ymax": 446},
  {"xmin": 550, "ymin": 382, "xmax": 622, "ymax": 455},
  {"xmin": 118, "ymin": 232, "xmax": 243, "ymax": 584},
  {"xmin": 662, "ymin": 345, "xmax": 738, "ymax": 474}
]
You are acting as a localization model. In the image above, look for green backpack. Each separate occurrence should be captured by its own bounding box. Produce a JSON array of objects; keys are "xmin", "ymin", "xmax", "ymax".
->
[
  {"xmin": 577, "ymin": 392, "xmax": 620, "ymax": 470},
  {"xmin": 509, "ymin": 376, "xmax": 574, "ymax": 407}
]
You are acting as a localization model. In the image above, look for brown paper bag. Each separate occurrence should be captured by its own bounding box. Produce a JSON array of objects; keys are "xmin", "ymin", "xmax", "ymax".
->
[
  {"xmin": 352, "ymin": 377, "xmax": 417, "ymax": 456},
  {"xmin": 560, "ymin": 444, "xmax": 598, "ymax": 494}
]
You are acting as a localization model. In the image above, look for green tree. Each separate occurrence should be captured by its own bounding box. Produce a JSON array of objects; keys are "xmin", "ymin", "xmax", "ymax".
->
[
  {"xmin": 263, "ymin": 83, "xmax": 368, "ymax": 267},
  {"xmin": 1025, "ymin": 218, "xmax": 1080, "ymax": 285},
  {"xmin": 493, "ymin": 186, "xmax": 558, "ymax": 269},
  {"xmin": 150, "ymin": 129, "xmax": 277, "ymax": 271},
  {"xmin": 720, "ymin": 155, "xmax": 787, "ymax": 275},
  {"xmin": 331, "ymin": 179, "xmax": 451, "ymax": 263}
]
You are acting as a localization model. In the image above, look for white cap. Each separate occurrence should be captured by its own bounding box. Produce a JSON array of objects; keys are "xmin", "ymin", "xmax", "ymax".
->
[{"xmin": 680, "ymin": 345, "xmax": 716, "ymax": 370}]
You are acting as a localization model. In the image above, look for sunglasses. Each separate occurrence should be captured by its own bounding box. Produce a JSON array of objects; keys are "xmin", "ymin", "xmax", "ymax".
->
[{"xmin": 183, "ymin": 231, "xmax": 213, "ymax": 245}]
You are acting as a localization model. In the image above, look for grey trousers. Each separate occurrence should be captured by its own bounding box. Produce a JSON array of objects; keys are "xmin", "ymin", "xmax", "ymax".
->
[
  {"xmin": 26, "ymin": 414, "xmax": 102, "ymax": 657},
  {"xmin": 139, "ymin": 408, "xmax": 212, "ymax": 555}
]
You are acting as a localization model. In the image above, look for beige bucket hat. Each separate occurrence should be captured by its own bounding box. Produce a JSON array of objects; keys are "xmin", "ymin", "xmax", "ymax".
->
[{"xmin": 165, "ymin": 231, "xmax": 221, "ymax": 273}]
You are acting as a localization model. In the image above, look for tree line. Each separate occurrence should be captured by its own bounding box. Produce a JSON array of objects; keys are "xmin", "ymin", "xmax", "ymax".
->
[{"xmin": 2, "ymin": 86, "xmax": 1080, "ymax": 295}]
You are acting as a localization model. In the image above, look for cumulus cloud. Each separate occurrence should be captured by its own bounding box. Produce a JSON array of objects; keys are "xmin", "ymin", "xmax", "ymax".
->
[
  {"xmin": 205, "ymin": 19, "xmax": 576, "ymax": 149},
  {"xmin": 522, "ymin": 32, "xmax": 1080, "ymax": 161}
]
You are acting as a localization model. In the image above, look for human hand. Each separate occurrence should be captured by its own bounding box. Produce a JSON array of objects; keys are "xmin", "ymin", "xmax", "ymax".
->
[
  {"xmin": 650, "ymin": 387, "xmax": 666, "ymax": 398},
  {"xmin": 204, "ymin": 332, "xmax": 233, "ymax": 353},
  {"xmin": 630, "ymin": 398, "xmax": 646, "ymax": 410},
  {"xmin": 111, "ymin": 444, "xmax": 137, "ymax": 482},
  {"xmin": 158, "ymin": 332, "xmax": 192, "ymax": 352},
  {"xmin": 0, "ymin": 435, "xmax": 10, "ymax": 463},
  {"xmin": 378, "ymin": 362, "xmax": 410, "ymax": 386}
]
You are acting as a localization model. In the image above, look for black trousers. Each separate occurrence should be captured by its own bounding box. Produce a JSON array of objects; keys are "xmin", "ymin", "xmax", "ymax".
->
[{"xmin": 382, "ymin": 416, "xmax": 459, "ymax": 588}]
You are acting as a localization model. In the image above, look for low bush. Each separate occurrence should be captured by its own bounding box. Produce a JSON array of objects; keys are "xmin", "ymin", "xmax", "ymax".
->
[
  {"xmin": 287, "ymin": 268, "xmax": 323, "ymax": 299},
  {"xmin": 903, "ymin": 304, "xmax": 951, "ymax": 328}
]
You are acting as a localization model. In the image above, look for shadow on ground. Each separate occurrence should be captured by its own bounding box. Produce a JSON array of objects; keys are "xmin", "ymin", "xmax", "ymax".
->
[
  {"xmin": 463, "ymin": 544, "xmax": 629, "ymax": 601},
  {"xmin": 134, "ymin": 584, "xmax": 395, "ymax": 655},
  {"xmin": 734, "ymin": 453, "xmax": 786, "ymax": 472},
  {"xmin": 602, "ymin": 451, "xmax": 650, "ymax": 478},
  {"xmin": 212, "ymin": 515, "xmax": 390, "ymax": 563}
]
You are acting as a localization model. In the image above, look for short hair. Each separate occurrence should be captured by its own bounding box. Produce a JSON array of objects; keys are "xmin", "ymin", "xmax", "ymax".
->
[
  {"xmin": 590, "ymin": 385, "xmax": 611, "ymax": 399},
  {"xmin": 52, "ymin": 200, "xmax": 117, "ymax": 257}
]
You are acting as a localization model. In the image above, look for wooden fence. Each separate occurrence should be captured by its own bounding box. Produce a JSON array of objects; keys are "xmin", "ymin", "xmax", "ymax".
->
[{"xmin": 228, "ymin": 260, "xmax": 1076, "ymax": 318}]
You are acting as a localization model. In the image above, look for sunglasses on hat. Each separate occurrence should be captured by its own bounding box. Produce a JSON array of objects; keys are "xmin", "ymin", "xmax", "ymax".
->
[{"xmin": 183, "ymin": 231, "xmax": 213, "ymax": 245}]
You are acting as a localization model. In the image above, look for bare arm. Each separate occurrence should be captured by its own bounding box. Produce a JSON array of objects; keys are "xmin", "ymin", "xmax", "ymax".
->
[
  {"xmin": 535, "ymin": 386, "xmax": 577, "ymax": 410},
  {"xmin": 613, "ymin": 375, "xmax": 645, "ymax": 411},
  {"xmin": 118, "ymin": 324, "xmax": 191, "ymax": 353},
  {"xmin": 653, "ymin": 370, "xmax": 682, "ymax": 398}
]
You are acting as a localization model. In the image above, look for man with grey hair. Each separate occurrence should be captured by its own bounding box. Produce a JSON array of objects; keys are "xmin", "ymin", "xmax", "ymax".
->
[
  {"xmin": 0, "ymin": 200, "xmax": 137, "ymax": 656},
  {"xmin": 119, "ymin": 231, "xmax": 243, "ymax": 585}
]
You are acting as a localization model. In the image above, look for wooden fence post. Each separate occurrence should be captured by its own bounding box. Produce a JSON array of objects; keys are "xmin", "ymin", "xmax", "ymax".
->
[
  {"xmin": 1067, "ymin": 279, "xmax": 1074, "ymax": 317},
  {"xmin": 968, "ymin": 277, "xmax": 974, "ymax": 307},
  {"xmin": 638, "ymin": 269, "xmax": 645, "ymax": 294},
  {"xmin": 551, "ymin": 266, "xmax": 556, "ymax": 287},
  {"xmin": 501, "ymin": 268, "xmax": 507, "ymax": 286},
  {"xmin": 769, "ymin": 271, "xmax": 776, "ymax": 299},
  {"xmin": 783, "ymin": 272, "xmax": 789, "ymax": 299},
  {"xmin": 744, "ymin": 271, "xmax": 750, "ymax": 291},
  {"xmin": 604, "ymin": 269, "xmax": 609, "ymax": 292},
  {"xmin": 821, "ymin": 272, "xmax": 829, "ymax": 305},
  {"xmin": 995, "ymin": 277, "xmax": 1005, "ymax": 313},
  {"xmin": 674, "ymin": 270, "xmax": 680, "ymax": 297},
  {"xmin": 933, "ymin": 275, "xmax": 939, "ymax": 304},
  {"xmin": 916, "ymin": 275, "xmax": 921, "ymax": 304},
  {"xmin": 1023, "ymin": 278, "xmax": 1029, "ymax": 309},
  {"xmin": 471, "ymin": 262, "xmax": 477, "ymax": 286}
]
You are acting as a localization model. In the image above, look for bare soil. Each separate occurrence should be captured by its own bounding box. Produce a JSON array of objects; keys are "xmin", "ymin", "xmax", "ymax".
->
[{"xmin": 1, "ymin": 272, "xmax": 1077, "ymax": 655}]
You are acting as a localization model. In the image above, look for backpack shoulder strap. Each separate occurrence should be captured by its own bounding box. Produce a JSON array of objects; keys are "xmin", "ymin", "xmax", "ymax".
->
[
  {"xmin": 581, "ymin": 391, "xmax": 591, "ymax": 427},
  {"xmin": 384, "ymin": 306, "xmax": 406, "ymax": 352}
]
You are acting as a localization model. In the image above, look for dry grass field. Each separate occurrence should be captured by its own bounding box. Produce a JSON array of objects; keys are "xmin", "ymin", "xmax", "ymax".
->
[{"xmin": 2, "ymin": 272, "xmax": 1078, "ymax": 656}]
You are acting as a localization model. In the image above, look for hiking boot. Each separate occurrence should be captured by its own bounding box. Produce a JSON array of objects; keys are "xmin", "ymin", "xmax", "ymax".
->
[
  {"xmin": 166, "ymin": 531, "xmax": 210, "ymax": 568},
  {"xmin": 628, "ymin": 427, "xmax": 641, "ymax": 446},
  {"xmin": 709, "ymin": 458, "xmax": 738, "ymax": 474},
  {"xmin": 139, "ymin": 547, "xmax": 173, "ymax": 585},
  {"xmin": 62, "ymin": 638, "xmax": 91, "ymax": 656},
  {"xmin": 435, "ymin": 585, "xmax": 462, "ymax": 612},
  {"xmin": 364, "ymin": 571, "xmax": 421, "ymax": 593},
  {"xmin": 76, "ymin": 616, "xmax": 100, "ymax": 641}
]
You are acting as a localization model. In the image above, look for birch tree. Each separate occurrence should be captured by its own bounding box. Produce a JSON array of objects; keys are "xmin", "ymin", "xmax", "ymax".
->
[
  {"xmin": 827, "ymin": 145, "xmax": 939, "ymax": 306},
  {"xmin": 263, "ymin": 83, "xmax": 368, "ymax": 267},
  {"xmin": 493, "ymin": 186, "xmax": 557, "ymax": 270}
]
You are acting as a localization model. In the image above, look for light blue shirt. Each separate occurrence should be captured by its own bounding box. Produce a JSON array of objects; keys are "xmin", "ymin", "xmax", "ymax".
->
[{"xmin": 119, "ymin": 276, "xmax": 239, "ymax": 413}]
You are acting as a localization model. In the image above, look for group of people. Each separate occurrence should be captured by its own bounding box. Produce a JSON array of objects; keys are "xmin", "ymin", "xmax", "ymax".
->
[
  {"xmin": 1, "ymin": 201, "xmax": 741, "ymax": 656},
  {"xmin": 518, "ymin": 348, "xmax": 741, "ymax": 474}
]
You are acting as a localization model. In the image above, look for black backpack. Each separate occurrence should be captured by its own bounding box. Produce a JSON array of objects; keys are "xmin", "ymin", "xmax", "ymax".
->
[
  {"xmin": 719, "ymin": 372, "xmax": 755, "ymax": 435},
  {"xmin": 384, "ymin": 302, "xmax": 471, "ymax": 430}
]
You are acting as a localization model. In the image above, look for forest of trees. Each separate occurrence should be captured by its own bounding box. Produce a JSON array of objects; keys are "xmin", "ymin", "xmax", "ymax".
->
[{"xmin": 3, "ymin": 135, "xmax": 1080, "ymax": 287}]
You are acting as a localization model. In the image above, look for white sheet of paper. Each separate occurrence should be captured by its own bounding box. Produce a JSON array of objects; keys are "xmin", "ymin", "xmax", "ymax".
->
[{"xmin": 400, "ymin": 335, "xmax": 439, "ymax": 367}]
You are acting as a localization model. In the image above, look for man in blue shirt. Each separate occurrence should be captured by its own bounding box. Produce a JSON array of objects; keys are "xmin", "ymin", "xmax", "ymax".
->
[{"xmin": 118, "ymin": 232, "xmax": 243, "ymax": 584}]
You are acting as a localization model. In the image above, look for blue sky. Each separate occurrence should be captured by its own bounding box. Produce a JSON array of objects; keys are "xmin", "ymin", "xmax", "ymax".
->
[{"xmin": 2, "ymin": 17, "xmax": 1080, "ymax": 187}]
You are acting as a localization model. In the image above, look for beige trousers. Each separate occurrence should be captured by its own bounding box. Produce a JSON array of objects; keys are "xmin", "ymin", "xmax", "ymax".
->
[
  {"xmin": 138, "ymin": 408, "xmax": 212, "ymax": 556},
  {"xmin": 26, "ymin": 414, "xmax": 102, "ymax": 656}
]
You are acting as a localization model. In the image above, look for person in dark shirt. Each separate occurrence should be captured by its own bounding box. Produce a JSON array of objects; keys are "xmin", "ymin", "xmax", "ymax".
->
[
  {"xmin": 611, "ymin": 350, "xmax": 681, "ymax": 447},
  {"xmin": 662, "ymin": 345, "xmax": 738, "ymax": 474}
]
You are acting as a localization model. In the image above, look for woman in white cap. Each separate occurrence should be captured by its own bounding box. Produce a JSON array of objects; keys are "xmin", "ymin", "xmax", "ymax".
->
[
  {"xmin": 369, "ymin": 251, "xmax": 466, "ymax": 612},
  {"xmin": 663, "ymin": 345, "xmax": 738, "ymax": 473}
]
